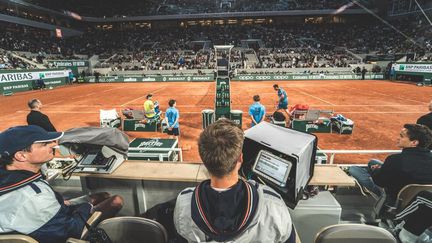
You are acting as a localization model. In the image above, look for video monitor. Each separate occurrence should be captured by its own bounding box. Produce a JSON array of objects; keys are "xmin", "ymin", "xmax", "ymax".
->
[{"xmin": 252, "ymin": 150, "xmax": 292, "ymax": 187}]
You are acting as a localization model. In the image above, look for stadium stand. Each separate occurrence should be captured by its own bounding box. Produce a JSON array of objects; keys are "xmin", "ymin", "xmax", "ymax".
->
[
  {"xmin": 0, "ymin": 14, "xmax": 430, "ymax": 72},
  {"xmin": 1, "ymin": 1, "xmax": 432, "ymax": 242}
]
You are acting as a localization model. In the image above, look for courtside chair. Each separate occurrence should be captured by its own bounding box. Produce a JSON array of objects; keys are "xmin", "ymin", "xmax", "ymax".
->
[
  {"xmin": 395, "ymin": 184, "xmax": 432, "ymax": 211},
  {"xmin": 96, "ymin": 216, "xmax": 168, "ymax": 243},
  {"xmin": 374, "ymin": 184, "xmax": 432, "ymax": 221},
  {"xmin": 0, "ymin": 212, "xmax": 101, "ymax": 243},
  {"xmin": 314, "ymin": 224, "xmax": 397, "ymax": 243},
  {"xmin": 0, "ymin": 235, "xmax": 38, "ymax": 243}
]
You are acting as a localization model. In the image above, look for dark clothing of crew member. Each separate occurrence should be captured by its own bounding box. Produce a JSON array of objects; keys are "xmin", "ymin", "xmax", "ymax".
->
[
  {"xmin": 27, "ymin": 110, "xmax": 57, "ymax": 132},
  {"xmin": 417, "ymin": 112, "xmax": 432, "ymax": 130},
  {"xmin": 361, "ymin": 68, "xmax": 367, "ymax": 80},
  {"xmin": 36, "ymin": 79, "xmax": 46, "ymax": 89},
  {"xmin": 371, "ymin": 147, "xmax": 432, "ymax": 203}
]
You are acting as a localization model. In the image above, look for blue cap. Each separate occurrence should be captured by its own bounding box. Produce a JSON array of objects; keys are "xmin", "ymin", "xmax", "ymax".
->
[{"xmin": 0, "ymin": 125, "xmax": 63, "ymax": 157}]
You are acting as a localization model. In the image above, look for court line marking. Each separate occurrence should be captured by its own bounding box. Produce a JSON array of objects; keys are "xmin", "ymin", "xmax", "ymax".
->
[
  {"xmin": 291, "ymin": 88, "xmax": 336, "ymax": 106},
  {"xmin": 45, "ymin": 87, "xmax": 127, "ymax": 106},
  {"xmin": 15, "ymin": 111, "xmax": 425, "ymax": 114},
  {"xmin": 340, "ymin": 112, "xmax": 425, "ymax": 114},
  {"xmin": 41, "ymin": 104, "xmax": 425, "ymax": 108},
  {"xmin": 335, "ymin": 85, "xmax": 427, "ymax": 105},
  {"xmin": 120, "ymin": 85, "xmax": 168, "ymax": 107}
]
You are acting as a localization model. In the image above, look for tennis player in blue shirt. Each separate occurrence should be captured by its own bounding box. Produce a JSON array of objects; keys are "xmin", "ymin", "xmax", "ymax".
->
[
  {"xmin": 249, "ymin": 95, "xmax": 266, "ymax": 127},
  {"xmin": 165, "ymin": 99, "xmax": 180, "ymax": 138},
  {"xmin": 273, "ymin": 84, "xmax": 290, "ymax": 118}
]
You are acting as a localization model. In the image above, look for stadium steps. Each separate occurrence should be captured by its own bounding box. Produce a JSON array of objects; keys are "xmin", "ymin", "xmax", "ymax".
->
[
  {"xmin": 245, "ymin": 53, "xmax": 259, "ymax": 67},
  {"xmin": 9, "ymin": 51, "xmax": 45, "ymax": 69}
]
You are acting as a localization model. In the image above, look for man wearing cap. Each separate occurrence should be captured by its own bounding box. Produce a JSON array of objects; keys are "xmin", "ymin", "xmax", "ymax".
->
[
  {"xmin": 0, "ymin": 125, "xmax": 123, "ymax": 243},
  {"xmin": 27, "ymin": 99, "xmax": 57, "ymax": 132}
]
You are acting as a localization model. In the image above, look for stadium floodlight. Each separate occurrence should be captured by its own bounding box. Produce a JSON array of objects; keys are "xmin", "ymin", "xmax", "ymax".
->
[
  {"xmin": 350, "ymin": 0, "xmax": 426, "ymax": 50},
  {"xmin": 414, "ymin": 0, "xmax": 432, "ymax": 26}
]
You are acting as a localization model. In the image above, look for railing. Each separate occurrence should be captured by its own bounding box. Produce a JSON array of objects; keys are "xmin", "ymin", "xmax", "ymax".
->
[{"xmin": 318, "ymin": 150, "xmax": 402, "ymax": 166}]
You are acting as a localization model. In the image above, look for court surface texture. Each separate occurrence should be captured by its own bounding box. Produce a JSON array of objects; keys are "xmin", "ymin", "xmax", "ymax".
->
[{"xmin": 1, "ymin": 80, "xmax": 430, "ymax": 164}]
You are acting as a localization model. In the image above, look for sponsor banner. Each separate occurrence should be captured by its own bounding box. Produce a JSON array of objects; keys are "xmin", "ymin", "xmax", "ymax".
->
[
  {"xmin": 0, "ymin": 77, "xmax": 66, "ymax": 93},
  {"xmin": 85, "ymin": 74, "xmax": 385, "ymax": 83},
  {"xmin": 395, "ymin": 63, "xmax": 432, "ymax": 73},
  {"xmin": 48, "ymin": 60, "xmax": 89, "ymax": 67},
  {"xmin": 234, "ymin": 74, "xmax": 383, "ymax": 81},
  {"xmin": 0, "ymin": 70, "xmax": 69, "ymax": 83},
  {"xmin": 85, "ymin": 75, "xmax": 214, "ymax": 83},
  {"xmin": 162, "ymin": 75, "xmax": 213, "ymax": 82}
]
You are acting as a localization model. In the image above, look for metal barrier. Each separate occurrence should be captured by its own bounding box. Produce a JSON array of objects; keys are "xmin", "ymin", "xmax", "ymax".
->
[{"xmin": 318, "ymin": 150, "xmax": 401, "ymax": 165}]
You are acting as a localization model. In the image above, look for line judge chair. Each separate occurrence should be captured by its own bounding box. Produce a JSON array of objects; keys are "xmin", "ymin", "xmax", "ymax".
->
[
  {"xmin": 96, "ymin": 217, "xmax": 168, "ymax": 243},
  {"xmin": 374, "ymin": 184, "xmax": 432, "ymax": 221},
  {"xmin": 314, "ymin": 224, "xmax": 397, "ymax": 243},
  {"xmin": 0, "ymin": 235, "xmax": 38, "ymax": 243}
]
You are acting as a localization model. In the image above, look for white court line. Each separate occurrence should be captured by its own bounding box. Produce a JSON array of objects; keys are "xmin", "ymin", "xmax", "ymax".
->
[
  {"xmin": 120, "ymin": 86, "xmax": 168, "ymax": 107},
  {"xmin": 292, "ymin": 88, "xmax": 336, "ymax": 106},
  {"xmin": 342, "ymin": 111, "xmax": 424, "ymax": 114},
  {"xmin": 16, "ymin": 110, "xmax": 425, "ymax": 115},
  {"xmin": 336, "ymin": 85, "xmax": 427, "ymax": 105},
  {"xmin": 44, "ymin": 87, "xmax": 126, "ymax": 106},
  {"xmin": 40, "ymin": 104, "xmax": 425, "ymax": 108}
]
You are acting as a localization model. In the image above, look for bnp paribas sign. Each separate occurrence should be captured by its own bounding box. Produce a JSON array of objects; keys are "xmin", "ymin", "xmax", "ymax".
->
[
  {"xmin": 0, "ymin": 70, "xmax": 69, "ymax": 83},
  {"xmin": 396, "ymin": 63, "xmax": 432, "ymax": 73}
]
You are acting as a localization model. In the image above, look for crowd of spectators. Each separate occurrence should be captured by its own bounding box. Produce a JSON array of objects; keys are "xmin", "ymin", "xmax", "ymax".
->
[
  {"xmin": 0, "ymin": 52, "xmax": 35, "ymax": 69},
  {"xmin": 0, "ymin": 14, "xmax": 430, "ymax": 70}
]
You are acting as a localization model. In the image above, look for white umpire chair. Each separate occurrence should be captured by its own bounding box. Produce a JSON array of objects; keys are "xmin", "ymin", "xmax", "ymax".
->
[{"xmin": 100, "ymin": 109, "xmax": 121, "ymax": 128}]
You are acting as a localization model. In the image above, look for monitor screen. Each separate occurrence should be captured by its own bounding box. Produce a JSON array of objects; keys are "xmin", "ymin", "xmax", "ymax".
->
[
  {"xmin": 252, "ymin": 150, "xmax": 292, "ymax": 187},
  {"xmin": 81, "ymin": 153, "xmax": 97, "ymax": 165}
]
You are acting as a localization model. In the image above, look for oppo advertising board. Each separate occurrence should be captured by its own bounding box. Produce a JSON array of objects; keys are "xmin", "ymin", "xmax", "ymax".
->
[{"xmin": 234, "ymin": 74, "xmax": 384, "ymax": 81}]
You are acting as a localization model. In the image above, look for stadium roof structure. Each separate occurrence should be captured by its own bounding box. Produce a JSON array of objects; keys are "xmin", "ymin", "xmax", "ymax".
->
[{"xmin": 0, "ymin": 0, "xmax": 379, "ymax": 22}]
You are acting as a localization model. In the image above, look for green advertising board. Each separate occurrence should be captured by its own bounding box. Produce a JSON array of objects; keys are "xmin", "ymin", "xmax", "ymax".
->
[
  {"xmin": 394, "ymin": 63, "xmax": 432, "ymax": 84},
  {"xmin": 122, "ymin": 119, "xmax": 158, "ymax": 132},
  {"xmin": 47, "ymin": 60, "xmax": 89, "ymax": 77},
  {"xmin": 84, "ymin": 75, "xmax": 214, "ymax": 83},
  {"xmin": 291, "ymin": 119, "xmax": 332, "ymax": 133},
  {"xmin": 82, "ymin": 73, "xmax": 384, "ymax": 83},
  {"xmin": 233, "ymin": 74, "xmax": 384, "ymax": 81},
  {"xmin": 0, "ymin": 69, "xmax": 69, "ymax": 93},
  {"xmin": 128, "ymin": 138, "xmax": 178, "ymax": 161},
  {"xmin": 48, "ymin": 60, "xmax": 89, "ymax": 67}
]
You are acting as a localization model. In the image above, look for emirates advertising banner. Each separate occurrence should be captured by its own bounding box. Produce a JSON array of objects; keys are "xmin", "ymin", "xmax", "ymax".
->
[{"xmin": 0, "ymin": 70, "xmax": 69, "ymax": 83}]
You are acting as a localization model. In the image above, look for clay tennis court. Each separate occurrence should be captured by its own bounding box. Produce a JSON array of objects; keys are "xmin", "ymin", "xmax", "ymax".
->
[{"xmin": 0, "ymin": 80, "xmax": 430, "ymax": 164}]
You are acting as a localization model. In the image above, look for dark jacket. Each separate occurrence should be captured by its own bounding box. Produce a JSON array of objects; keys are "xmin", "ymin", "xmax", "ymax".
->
[
  {"xmin": 27, "ymin": 110, "xmax": 57, "ymax": 132},
  {"xmin": 0, "ymin": 168, "xmax": 91, "ymax": 243},
  {"xmin": 417, "ymin": 112, "xmax": 432, "ymax": 130},
  {"xmin": 372, "ymin": 147, "xmax": 432, "ymax": 202}
]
